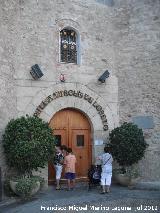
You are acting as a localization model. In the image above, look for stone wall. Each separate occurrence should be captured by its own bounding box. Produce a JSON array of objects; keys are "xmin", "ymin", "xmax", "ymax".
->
[
  {"xmin": 112, "ymin": 0, "xmax": 160, "ymax": 180},
  {"xmin": 0, "ymin": 0, "xmax": 18, "ymax": 175},
  {"xmin": 0, "ymin": 0, "xmax": 160, "ymax": 181},
  {"xmin": 0, "ymin": 0, "xmax": 118, "ymax": 180}
]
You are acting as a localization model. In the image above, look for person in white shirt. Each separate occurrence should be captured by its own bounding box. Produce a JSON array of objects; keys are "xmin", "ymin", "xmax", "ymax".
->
[{"xmin": 97, "ymin": 146, "xmax": 113, "ymax": 194}]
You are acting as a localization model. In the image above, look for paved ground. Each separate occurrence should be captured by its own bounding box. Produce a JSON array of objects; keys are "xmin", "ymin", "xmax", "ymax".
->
[{"xmin": 0, "ymin": 183, "xmax": 160, "ymax": 213}]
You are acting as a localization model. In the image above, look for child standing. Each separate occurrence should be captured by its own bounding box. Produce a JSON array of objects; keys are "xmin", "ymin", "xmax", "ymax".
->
[{"xmin": 64, "ymin": 148, "xmax": 77, "ymax": 190}]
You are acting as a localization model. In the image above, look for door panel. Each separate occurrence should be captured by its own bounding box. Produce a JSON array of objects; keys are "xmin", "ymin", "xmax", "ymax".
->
[
  {"xmin": 71, "ymin": 130, "xmax": 90, "ymax": 177},
  {"xmin": 49, "ymin": 108, "xmax": 91, "ymax": 184},
  {"xmin": 53, "ymin": 129, "xmax": 67, "ymax": 146}
]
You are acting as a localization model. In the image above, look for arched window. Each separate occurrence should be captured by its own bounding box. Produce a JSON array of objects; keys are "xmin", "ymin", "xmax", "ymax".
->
[{"xmin": 60, "ymin": 28, "xmax": 77, "ymax": 64}]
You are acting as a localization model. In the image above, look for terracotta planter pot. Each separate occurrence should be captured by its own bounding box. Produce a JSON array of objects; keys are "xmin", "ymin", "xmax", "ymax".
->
[{"xmin": 10, "ymin": 180, "xmax": 40, "ymax": 196}]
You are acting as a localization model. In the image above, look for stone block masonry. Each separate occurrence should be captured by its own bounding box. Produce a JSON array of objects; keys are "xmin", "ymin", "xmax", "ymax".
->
[{"xmin": 0, "ymin": 0, "xmax": 159, "ymax": 183}]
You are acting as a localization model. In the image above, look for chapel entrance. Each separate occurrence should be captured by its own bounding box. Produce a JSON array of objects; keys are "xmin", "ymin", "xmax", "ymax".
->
[{"xmin": 48, "ymin": 108, "xmax": 92, "ymax": 184}]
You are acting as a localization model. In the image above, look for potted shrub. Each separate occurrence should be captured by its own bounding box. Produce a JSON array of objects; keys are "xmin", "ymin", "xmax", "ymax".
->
[
  {"xmin": 3, "ymin": 115, "xmax": 55, "ymax": 198},
  {"xmin": 9, "ymin": 176, "xmax": 40, "ymax": 199},
  {"xmin": 109, "ymin": 122, "xmax": 148, "ymax": 187}
]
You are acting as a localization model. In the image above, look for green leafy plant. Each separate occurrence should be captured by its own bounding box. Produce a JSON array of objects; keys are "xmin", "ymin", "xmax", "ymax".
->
[
  {"xmin": 3, "ymin": 115, "xmax": 55, "ymax": 176},
  {"xmin": 15, "ymin": 177, "xmax": 38, "ymax": 199},
  {"xmin": 113, "ymin": 166, "xmax": 139, "ymax": 178},
  {"xmin": 109, "ymin": 122, "xmax": 148, "ymax": 174}
]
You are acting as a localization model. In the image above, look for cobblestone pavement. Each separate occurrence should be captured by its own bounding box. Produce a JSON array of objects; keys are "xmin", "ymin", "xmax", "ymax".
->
[{"xmin": 0, "ymin": 184, "xmax": 160, "ymax": 213}]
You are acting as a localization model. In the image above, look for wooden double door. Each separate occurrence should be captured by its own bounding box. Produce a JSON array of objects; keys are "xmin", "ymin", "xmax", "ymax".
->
[{"xmin": 48, "ymin": 108, "xmax": 91, "ymax": 184}]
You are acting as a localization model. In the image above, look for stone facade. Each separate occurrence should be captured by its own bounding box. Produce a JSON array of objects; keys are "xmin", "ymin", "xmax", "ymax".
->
[
  {"xmin": 0, "ymin": 0, "xmax": 160, "ymax": 182},
  {"xmin": 112, "ymin": 0, "xmax": 160, "ymax": 181}
]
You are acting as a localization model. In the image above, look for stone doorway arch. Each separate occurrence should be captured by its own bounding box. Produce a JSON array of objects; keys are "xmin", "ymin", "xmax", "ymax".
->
[{"xmin": 24, "ymin": 82, "xmax": 117, "ymax": 185}]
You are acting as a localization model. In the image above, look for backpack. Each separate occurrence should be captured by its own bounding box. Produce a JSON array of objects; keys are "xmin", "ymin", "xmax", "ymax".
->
[{"xmin": 93, "ymin": 170, "xmax": 101, "ymax": 180}]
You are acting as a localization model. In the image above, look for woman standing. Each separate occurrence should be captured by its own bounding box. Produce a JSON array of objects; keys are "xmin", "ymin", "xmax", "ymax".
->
[
  {"xmin": 53, "ymin": 145, "xmax": 67, "ymax": 190},
  {"xmin": 97, "ymin": 146, "xmax": 113, "ymax": 194}
]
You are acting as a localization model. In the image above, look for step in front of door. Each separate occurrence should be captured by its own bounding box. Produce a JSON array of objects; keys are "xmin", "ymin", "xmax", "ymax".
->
[{"xmin": 48, "ymin": 177, "xmax": 88, "ymax": 185}]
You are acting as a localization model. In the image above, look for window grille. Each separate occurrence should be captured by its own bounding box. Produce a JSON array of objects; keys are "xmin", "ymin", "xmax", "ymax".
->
[{"xmin": 60, "ymin": 29, "xmax": 77, "ymax": 64}]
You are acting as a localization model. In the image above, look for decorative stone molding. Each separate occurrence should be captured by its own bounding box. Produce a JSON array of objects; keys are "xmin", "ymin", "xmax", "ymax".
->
[{"xmin": 24, "ymin": 83, "xmax": 116, "ymax": 131}]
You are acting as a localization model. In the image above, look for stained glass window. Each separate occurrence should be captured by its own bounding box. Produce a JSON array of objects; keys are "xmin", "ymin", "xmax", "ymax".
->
[{"xmin": 60, "ymin": 29, "xmax": 77, "ymax": 64}]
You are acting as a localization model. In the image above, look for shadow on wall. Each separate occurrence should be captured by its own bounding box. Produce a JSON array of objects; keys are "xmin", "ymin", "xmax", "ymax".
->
[{"xmin": 96, "ymin": 0, "xmax": 114, "ymax": 7}]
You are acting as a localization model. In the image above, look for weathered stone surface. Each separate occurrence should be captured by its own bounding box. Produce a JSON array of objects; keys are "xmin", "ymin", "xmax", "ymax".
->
[
  {"xmin": 112, "ymin": 0, "xmax": 160, "ymax": 180},
  {"xmin": 0, "ymin": 0, "xmax": 159, "ymax": 182}
]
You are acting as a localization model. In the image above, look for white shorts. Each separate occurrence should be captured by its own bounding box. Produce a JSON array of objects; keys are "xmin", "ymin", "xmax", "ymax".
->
[
  {"xmin": 101, "ymin": 172, "xmax": 112, "ymax": 186},
  {"xmin": 54, "ymin": 165, "xmax": 63, "ymax": 180}
]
